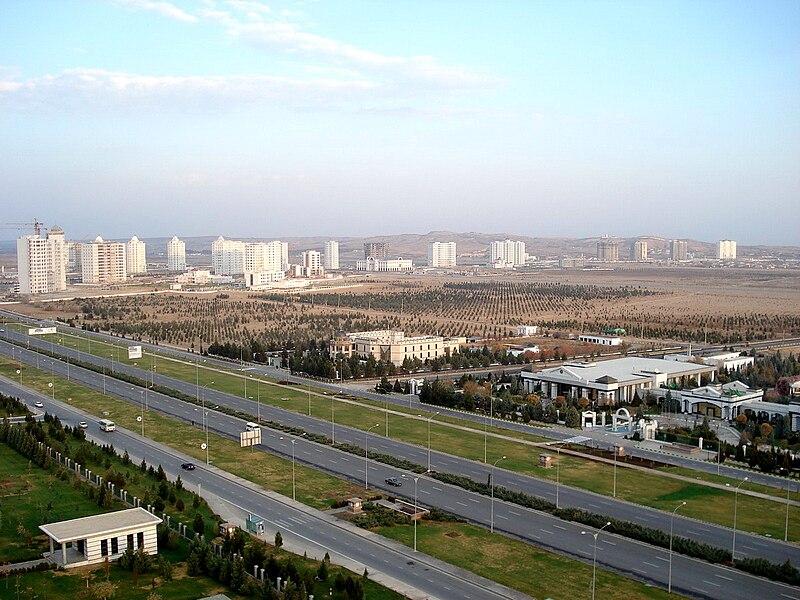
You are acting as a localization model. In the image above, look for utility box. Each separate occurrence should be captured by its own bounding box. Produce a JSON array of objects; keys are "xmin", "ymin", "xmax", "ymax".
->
[{"xmin": 539, "ymin": 454, "xmax": 553, "ymax": 468}]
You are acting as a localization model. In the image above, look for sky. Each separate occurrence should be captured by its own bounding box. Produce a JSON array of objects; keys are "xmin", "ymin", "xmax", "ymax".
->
[{"xmin": 1, "ymin": 0, "xmax": 799, "ymax": 245}]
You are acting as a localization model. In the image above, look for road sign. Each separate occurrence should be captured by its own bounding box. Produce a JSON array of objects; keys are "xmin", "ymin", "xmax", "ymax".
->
[{"xmin": 240, "ymin": 429, "xmax": 262, "ymax": 447}]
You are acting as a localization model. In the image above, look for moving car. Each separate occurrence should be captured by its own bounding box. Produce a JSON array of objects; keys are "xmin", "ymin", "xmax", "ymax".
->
[
  {"xmin": 34, "ymin": 401, "xmax": 43, "ymax": 408},
  {"xmin": 78, "ymin": 421, "xmax": 88, "ymax": 429},
  {"xmin": 385, "ymin": 477, "xmax": 402, "ymax": 487},
  {"xmin": 181, "ymin": 462, "xmax": 196, "ymax": 470}
]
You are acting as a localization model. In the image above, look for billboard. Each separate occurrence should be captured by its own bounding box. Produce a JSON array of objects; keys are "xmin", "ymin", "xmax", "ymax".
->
[
  {"xmin": 240, "ymin": 429, "xmax": 262, "ymax": 447},
  {"xmin": 128, "ymin": 346, "xmax": 143, "ymax": 360},
  {"xmin": 28, "ymin": 327, "xmax": 57, "ymax": 335}
]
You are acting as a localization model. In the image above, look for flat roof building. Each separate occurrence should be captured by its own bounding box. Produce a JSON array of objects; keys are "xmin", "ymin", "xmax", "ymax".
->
[
  {"xmin": 17, "ymin": 226, "xmax": 67, "ymax": 295},
  {"xmin": 428, "ymin": 241, "xmax": 457, "ymax": 268},
  {"xmin": 324, "ymin": 240, "xmax": 340, "ymax": 270},
  {"xmin": 521, "ymin": 357, "xmax": 717, "ymax": 406},
  {"xmin": 596, "ymin": 237, "xmax": 619, "ymax": 262},
  {"xmin": 167, "ymin": 236, "xmax": 186, "ymax": 272},
  {"xmin": 331, "ymin": 329, "xmax": 464, "ymax": 365},
  {"xmin": 364, "ymin": 242, "xmax": 389, "ymax": 260},
  {"xmin": 81, "ymin": 236, "xmax": 127, "ymax": 284},
  {"xmin": 40, "ymin": 507, "xmax": 161, "ymax": 568},
  {"xmin": 356, "ymin": 257, "xmax": 413, "ymax": 272}
]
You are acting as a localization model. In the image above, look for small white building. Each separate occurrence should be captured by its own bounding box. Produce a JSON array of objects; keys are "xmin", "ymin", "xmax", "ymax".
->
[
  {"xmin": 579, "ymin": 334, "xmax": 622, "ymax": 346},
  {"xmin": 516, "ymin": 325, "xmax": 539, "ymax": 336},
  {"xmin": 679, "ymin": 381, "xmax": 762, "ymax": 419},
  {"xmin": 40, "ymin": 507, "xmax": 161, "ymax": 568}
]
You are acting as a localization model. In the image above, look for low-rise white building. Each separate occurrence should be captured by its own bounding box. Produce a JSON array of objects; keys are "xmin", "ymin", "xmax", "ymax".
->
[
  {"xmin": 663, "ymin": 352, "xmax": 754, "ymax": 372},
  {"xmin": 40, "ymin": 507, "xmax": 161, "ymax": 568},
  {"xmin": 516, "ymin": 325, "xmax": 539, "ymax": 336},
  {"xmin": 245, "ymin": 270, "xmax": 286, "ymax": 289},
  {"xmin": 579, "ymin": 334, "xmax": 622, "ymax": 346},
  {"xmin": 356, "ymin": 257, "xmax": 413, "ymax": 272},
  {"xmin": 678, "ymin": 381, "xmax": 762, "ymax": 419},
  {"xmin": 331, "ymin": 329, "xmax": 463, "ymax": 364}
]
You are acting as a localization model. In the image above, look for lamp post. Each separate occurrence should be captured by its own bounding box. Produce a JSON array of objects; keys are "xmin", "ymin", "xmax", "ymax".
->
[
  {"xmin": 308, "ymin": 382, "xmax": 312, "ymax": 417},
  {"xmin": 331, "ymin": 393, "xmax": 337, "ymax": 444},
  {"xmin": 365, "ymin": 423, "xmax": 380, "ymax": 489},
  {"xmin": 201, "ymin": 381, "xmax": 215, "ymax": 464},
  {"xmin": 490, "ymin": 455, "xmax": 507, "ymax": 533},
  {"xmin": 48, "ymin": 381, "xmax": 54, "ymax": 401},
  {"xmin": 731, "ymin": 477, "xmax": 749, "ymax": 560},
  {"xmin": 280, "ymin": 433, "xmax": 306, "ymax": 501},
  {"xmin": 256, "ymin": 377, "xmax": 261, "ymax": 423},
  {"xmin": 786, "ymin": 483, "xmax": 793, "ymax": 542},
  {"xmin": 402, "ymin": 473, "xmax": 426, "ymax": 552},
  {"xmin": 668, "ymin": 501, "xmax": 686, "ymax": 594},
  {"xmin": 427, "ymin": 412, "xmax": 440, "ymax": 472},
  {"xmin": 582, "ymin": 521, "xmax": 612, "ymax": 600},
  {"xmin": 613, "ymin": 445, "xmax": 617, "ymax": 498}
]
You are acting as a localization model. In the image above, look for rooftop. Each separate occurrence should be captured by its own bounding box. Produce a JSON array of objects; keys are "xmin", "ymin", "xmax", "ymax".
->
[
  {"xmin": 531, "ymin": 357, "xmax": 715, "ymax": 385},
  {"xmin": 39, "ymin": 507, "xmax": 162, "ymax": 543}
]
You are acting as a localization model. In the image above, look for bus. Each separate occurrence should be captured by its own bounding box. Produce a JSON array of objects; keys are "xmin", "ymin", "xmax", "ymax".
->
[{"xmin": 99, "ymin": 419, "xmax": 116, "ymax": 432}]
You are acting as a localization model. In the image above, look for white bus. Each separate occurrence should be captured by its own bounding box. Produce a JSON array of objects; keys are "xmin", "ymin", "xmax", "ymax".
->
[
  {"xmin": 245, "ymin": 422, "xmax": 260, "ymax": 431},
  {"xmin": 99, "ymin": 419, "xmax": 116, "ymax": 432}
]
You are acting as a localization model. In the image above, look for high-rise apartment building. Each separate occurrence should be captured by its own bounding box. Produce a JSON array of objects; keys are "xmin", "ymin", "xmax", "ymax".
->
[
  {"xmin": 323, "ymin": 240, "xmax": 339, "ymax": 270},
  {"xmin": 300, "ymin": 250, "xmax": 324, "ymax": 276},
  {"xmin": 66, "ymin": 241, "xmax": 82, "ymax": 273},
  {"xmin": 631, "ymin": 240, "xmax": 647, "ymax": 261},
  {"xmin": 596, "ymin": 237, "xmax": 619, "ymax": 262},
  {"xmin": 126, "ymin": 236, "xmax": 147, "ymax": 275},
  {"xmin": 364, "ymin": 242, "xmax": 389, "ymax": 259},
  {"xmin": 245, "ymin": 241, "xmax": 287, "ymax": 273},
  {"xmin": 428, "ymin": 241, "xmax": 457, "ymax": 267},
  {"xmin": 670, "ymin": 240, "xmax": 688, "ymax": 261},
  {"xmin": 212, "ymin": 236, "xmax": 244, "ymax": 275},
  {"xmin": 167, "ymin": 236, "xmax": 186, "ymax": 271},
  {"xmin": 717, "ymin": 240, "xmax": 737, "ymax": 260},
  {"xmin": 16, "ymin": 226, "xmax": 67, "ymax": 295},
  {"xmin": 490, "ymin": 240, "xmax": 527, "ymax": 267},
  {"xmin": 81, "ymin": 236, "xmax": 127, "ymax": 284}
]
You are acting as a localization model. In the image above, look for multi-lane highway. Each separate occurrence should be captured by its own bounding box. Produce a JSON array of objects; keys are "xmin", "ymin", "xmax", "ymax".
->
[{"xmin": 1, "ymin": 336, "xmax": 799, "ymax": 599}]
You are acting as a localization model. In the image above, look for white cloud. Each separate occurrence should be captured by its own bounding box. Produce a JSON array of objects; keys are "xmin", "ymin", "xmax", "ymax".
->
[{"xmin": 115, "ymin": 0, "xmax": 198, "ymax": 23}]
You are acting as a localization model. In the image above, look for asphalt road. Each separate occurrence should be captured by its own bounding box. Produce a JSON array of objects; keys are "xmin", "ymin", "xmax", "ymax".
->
[{"xmin": 1, "ymin": 340, "xmax": 800, "ymax": 599}]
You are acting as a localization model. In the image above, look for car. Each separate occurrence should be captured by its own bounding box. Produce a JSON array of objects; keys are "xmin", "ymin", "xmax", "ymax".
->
[
  {"xmin": 78, "ymin": 421, "xmax": 88, "ymax": 429},
  {"xmin": 385, "ymin": 477, "xmax": 402, "ymax": 487},
  {"xmin": 181, "ymin": 462, "xmax": 196, "ymax": 470},
  {"xmin": 34, "ymin": 401, "xmax": 43, "ymax": 408}
]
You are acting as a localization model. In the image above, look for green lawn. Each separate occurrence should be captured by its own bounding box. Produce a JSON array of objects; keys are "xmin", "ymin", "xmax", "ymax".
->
[{"xmin": 375, "ymin": 520, "xmax": 682, "ymax": 600}]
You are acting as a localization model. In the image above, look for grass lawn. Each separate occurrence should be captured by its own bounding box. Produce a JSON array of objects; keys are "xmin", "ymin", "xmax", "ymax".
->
[
  {"xmin": 374, "ymin": 520, "xmax": 682, "ymax": 600},
  {"xmin": 6, "ymin": 332, "xmax": 800, "ymax": 542},
  {"xmin": 0, "ymin": 444, "xmax": 124, "ymax": 563}
]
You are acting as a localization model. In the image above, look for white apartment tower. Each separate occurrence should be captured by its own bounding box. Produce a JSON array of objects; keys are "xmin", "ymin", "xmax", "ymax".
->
[
  {"xmin": 428, "ymin": 241, "xmax": 457, "ymax": 267},
  {"xmin": 167, "ymin": 236, "xmax": 186, "ymax": 271},
  {"xmin": 716, "ymin": 240, "xmax": 737, "ymax": 260},
  {"xmin": 126, "ymin": 236, "xmax": 147, "ymax": 275},
  {"xmin": 16, "ymin": 226, "xmax": 67, "ymax": 295},
  {"xmin": 245, "ymin": 241, "xmax": 287, "ymax": 273},
  {"xmin": 490, "ymin": 240, "xmax": 527, "ymax": 267},
  {"xmin": 324, "ymin": 240, "xmax": 340, "ymax": 270},
  {"xmin": 670, "ymin": 240, "xmax": 688, "ymax": 261},
  {"xmin": 81, "ymin": 237, "xmax": 127, "ymax": 284},
  {"xmin": 301, "ymin": 250, "xmax": 324, "ymax": 276},
  {"xmin": 632, "ymin": 240, "xmax": 647, "ymax": 261},
  {"xmin": 212, "ymin": 236, "xmax": 244, "ymax": 275}
]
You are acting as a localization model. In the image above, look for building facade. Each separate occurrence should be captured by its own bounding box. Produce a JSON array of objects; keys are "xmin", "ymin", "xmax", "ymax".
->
[
  {"xmin": 331, "ymin": 330, "xmax": 464, "ymax": 364},
  {"xmin": 323, "ymin": 240, "xmax": 339, "ymax": 270},
  {"xmin": 427, "ymin": 241, "xmax": 457, "ymax": 267},
  {"xmin": 490, "ymin": 240, "xmax": 527, "ymax": 267},
  {"xmin": 670, "ymin": 240, "xmax": 688, "ymax": 261},
  {"xmin": 631, "ymin": 240, "xmax": 647, "ymax": 261},
  {"xmin": 81, "ymin": 237, "xmax": 127, "ymax": 284},
  {"xmin": 364, "ymin": 242, "xmax": 389, "ymax": 259},
  {"xmin": 300, "ymin": 250, "xmax": 324, "ymax": 276},
  {"xmin": 717, "ymin": 240, "xmax": 737, "ymax": 259},
  {"xmin": 355, "ymin": 257, "xmax": 413, "ymax": 272},
  {"xmin": 125, "ymin": 236, "xmax": 147, "ymax": 275},
  {"xmin": 578, "ymin": 334, "xmax": 622, "ymax": 346},
  {"xmin": 245, "ymin": 241, "xmax": 287, "ymax": 273},
  {"xmin": 167, "ymin": 236, "xmax": 186, "ymax": 271},
  {"xmin": 596, "ymin": 237, "xmax": 619, "ymax": 262},
  {"xmin": 212, "ymin": 236, "xmax": 244, "ymax": 275},
  {"xmin": 16, "ymin": 226, "xmax": 67, "ymax": 295}
]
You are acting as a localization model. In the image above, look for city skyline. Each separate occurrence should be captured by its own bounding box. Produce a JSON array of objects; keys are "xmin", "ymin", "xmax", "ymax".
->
[{"xmin": 1, "ymin": 1, "xmax": 799, "ymax": 245}]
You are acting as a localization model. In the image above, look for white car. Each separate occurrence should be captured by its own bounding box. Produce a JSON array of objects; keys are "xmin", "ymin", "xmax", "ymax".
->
[
  {"xmin": 78, "ymin": 421, "xmax": 88, "ymax": 429},
  {"xmin": 34, "ymin": 401, "xmax": 43, "ymax": 409}
]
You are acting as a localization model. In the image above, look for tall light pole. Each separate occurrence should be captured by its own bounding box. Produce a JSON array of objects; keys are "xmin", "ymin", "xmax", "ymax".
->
[
  {"xmin": 256, "ymin": 377, "xmax": 261, "ymax": 423},
  {"xmin": 786, "ymin": 482, "xmax": 793, "ymax": 542},
  {"xmin": 385, "ymin": 396, "xmax": 389, "ymax": 438},
  {"xmin": 308, "ymin": 382, "xmax": 312, "ymax": 417},
  {"xmin": 280, "ymin": 433, "xmax": 306, "ymax": 502},
  {"xmin": 331, "ymin": 393, "xmax": 337, "ymax": 444},
  {"xmin": 731, "ymin": 477, "xmax": 749, "ymax": 560},
  {"xmin": 490, "ymin": 455, "xmax": 507, "ymax": 533},
  {"xmin": 668, "ymin": 501, "xmax": 686, "ymax": 594},
  {"xmin": 403, "ymin": 473, "xmax": 426, "ymax": 552},
  {"xmin": 582, "ymin": 521, "xmax": 612, "ymax": 600},
  {"xmin": 201, "ymin": 381, "xmax": 215, "ymax": 465},
  {"xmin": 365, "ymin": 423, "xmax": 380, "ymax": 489},
  {"xmin": 613, "ymin": 445, "xmax": 617, "ymax": 498},
  {"xmin": 427, "ymin": 411, "xmax": 439, "ymax": 472}
]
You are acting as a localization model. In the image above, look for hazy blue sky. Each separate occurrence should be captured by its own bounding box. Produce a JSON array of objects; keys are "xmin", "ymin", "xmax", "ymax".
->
[{"xmin": 1, "ymin": 0, "xmax": 798, "ymax": 244}]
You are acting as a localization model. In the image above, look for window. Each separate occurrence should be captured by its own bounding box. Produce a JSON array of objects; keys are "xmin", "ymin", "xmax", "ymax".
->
[
  {"xmin": 101, "ymin": 539, "xmax": 108, "ymax": 557},
  {"xmin": 111, "ymin": 537, "xmax": 118, "ymax": 554},
  {"xmin": 127, "ymin": 534, "xmax": 134, "ymax": 550},
  {"xmin": 137, "ymin": 531, "xmax": 144, "ymax": 549}
]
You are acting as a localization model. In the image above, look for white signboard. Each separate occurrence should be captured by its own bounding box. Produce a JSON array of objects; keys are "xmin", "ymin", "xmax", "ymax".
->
[
  {"xmin": 28, "ymin": 327, "xmax": 57, "ymax": 336},
  {"xmin": 128, "ymin": 346, "xmax": 143, "ymax": 360},
  {"xmin": 240, "ymin": 429, "xmax": 262, "ymax": 448}
]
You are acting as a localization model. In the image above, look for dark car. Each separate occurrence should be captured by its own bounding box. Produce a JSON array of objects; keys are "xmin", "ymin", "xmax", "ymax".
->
[
  {"xmin": 385, "ymin": 477, "xmax": 402, "ymax": 487},
  {"xmin": 181, "ymin": 462, "xmax": 196, "ymax": 470}
]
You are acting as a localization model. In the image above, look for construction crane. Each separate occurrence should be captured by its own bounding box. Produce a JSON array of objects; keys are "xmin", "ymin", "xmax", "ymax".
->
[{"xmin": 2, "ymin": 219, "xmax": 46, "ymax": 236}]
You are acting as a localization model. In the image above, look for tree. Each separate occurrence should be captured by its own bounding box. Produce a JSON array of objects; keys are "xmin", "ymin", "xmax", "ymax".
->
[
  {"xmin": 760, "ymin": 422, "xmax": 773, "ymax": 440},
  {"xmin": 274, "ymin": 530, "xmax": 283, "ymax": 548},
  {"xmin": 193, "ymin": 512, "xmax": 205, "ymax": 536},
  {"xmin": 564, "ymin": 406, "xmax": 581, "ymax": 429}
]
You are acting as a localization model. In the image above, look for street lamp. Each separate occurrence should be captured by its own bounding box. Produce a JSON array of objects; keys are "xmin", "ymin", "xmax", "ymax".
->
[
  {"xmin": 48, "ymin": 381, "xmax": 54, "ymax": 401},
  {"xmin": 402, "ymin": 472, "xmax": 428, "ymax": 552},
  {"xmin": 427, "ymin": 412, "xmax": 439, "ymax": 472},
  {"xmin": 308, "ymin": 382, "xmax": 312, "ymax": 417},
  {"xmin": 365, "ymin": 423, "xmax": 380, "ymax": 489},
  {"xmin": 668, "ymin": 501, "xmax": 686, "ymax": 594},
  {"xmin": 786, "ymin": 482, "xmax": 793, "ymax": 542},
  {"xmin": 484, "ymin": 399, "xmax": 494, "ymax": 463},
  {"xmin": 613, "ymin": 444, "xmax": 617, "ymax": 498},
  {"xmin": 280, "ymin": 433, "xmax": 306, "ymax": 501},
  {"xmin": 201, "ymin": 381, "xmax": 215, "ymax": 464},
  {"xmin": 331, "ymin": 393, "xmax": 338, "ymax": 444},
  {"xmin": 581, "ymin": 521, "xmax": 612, "ymax": 600},
  {"xmin": 490, "ymin": 455, "xmax": 507, "ymax": 533},
  {"xmin": 731, "ymin": 477, "xmax": 749, "ymax": 560}
]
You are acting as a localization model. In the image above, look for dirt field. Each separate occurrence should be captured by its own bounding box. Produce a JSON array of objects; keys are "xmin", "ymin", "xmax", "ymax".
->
[{"xmin": 10, "ymin": 265, "xmax": 800, "ymax": 350}]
